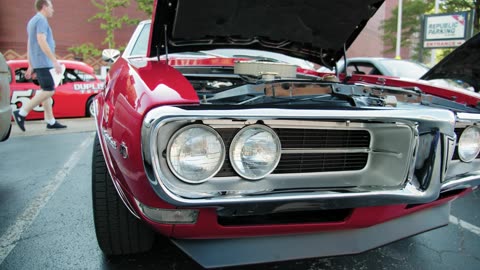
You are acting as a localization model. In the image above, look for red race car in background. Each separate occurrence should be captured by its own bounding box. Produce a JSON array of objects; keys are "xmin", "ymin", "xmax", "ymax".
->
[{"xmin": 8, "ymin": 59, "xmax": 103, "ymax": 120}]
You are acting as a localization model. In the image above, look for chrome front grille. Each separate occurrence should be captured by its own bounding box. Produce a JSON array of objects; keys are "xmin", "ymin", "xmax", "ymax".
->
[
  {"xmin": 142, "ymin": 106, "xmax": 459, "ymax": 205},
  {"xmin": 216, "ymin": 128, "xmax": 370, "ymax": 177}
]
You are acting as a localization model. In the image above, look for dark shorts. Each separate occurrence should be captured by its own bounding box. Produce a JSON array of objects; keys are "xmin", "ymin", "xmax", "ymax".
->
[{"xmin": 34, "ymin": 68, "xmax": 55, "ymax": 91}]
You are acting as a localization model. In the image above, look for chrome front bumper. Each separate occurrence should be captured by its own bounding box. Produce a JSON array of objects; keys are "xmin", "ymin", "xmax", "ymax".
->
[{"xmin": 141, "ymin": 106, "xmax": 480, "ymax": 208}]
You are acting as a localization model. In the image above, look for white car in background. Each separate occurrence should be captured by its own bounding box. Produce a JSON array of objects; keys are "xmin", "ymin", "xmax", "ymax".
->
[
  {"xmin": 322, "ymin": 57, "xmax": 474, "ymax": 91},
  {"xmin": 336, "ymin": 57, "xmax": 429, "ymax": 79}
]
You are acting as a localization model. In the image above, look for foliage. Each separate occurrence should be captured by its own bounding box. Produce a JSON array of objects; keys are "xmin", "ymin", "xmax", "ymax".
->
[
  {"xmin": 89, "ymin": 0, "xmax": 139, "ymax": 49},
  {"xmin": 436, "ymin": 0, "xmax": 479, "ymax": 59},
  {"xmin": 135, "ymin": 0, "xmax": 154, "ymax": 16},
  {"xmin": 380, "ymin": 0, "xmax": 433, "ymax": 57},
  {"xmin": 381, "ymin": 0, "xmax": 479, "ymax": 62},
  {"xmin": 67, "ymin": 43, "xmax": 102, "ymax": 60},
  {"xmin": 67, "ymin": 0, "xmax": 151, "ymax": 61},
  {"xmin": 440, "ymin": 0, "xmax": 479, "ymax": 33}
]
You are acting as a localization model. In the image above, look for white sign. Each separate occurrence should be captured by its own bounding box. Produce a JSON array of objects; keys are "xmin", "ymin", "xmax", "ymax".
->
[
  {"xmin": 425, "ymin": 13, "xmax": 467, "ymax": 40},
  {"xmin": 423, "ymin": 12, "xmax": 469, "ymax": 48},
  {"xmin": 423, "ymin": 40, "xmax": 465, "ymax": 48}
]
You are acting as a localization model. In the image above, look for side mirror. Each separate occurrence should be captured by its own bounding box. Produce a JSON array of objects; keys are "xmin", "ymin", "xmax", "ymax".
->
[{"xmin": 102, "ymin": 49, "xmax": 120, "ymax": 64}]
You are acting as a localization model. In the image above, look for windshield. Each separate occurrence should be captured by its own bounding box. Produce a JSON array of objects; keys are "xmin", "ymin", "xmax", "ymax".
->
[
  {"xmin": 203, "ymin": 49, "xmax": 317, "ymax": 70},
  {"xmin": 125, "ymin": 22, "xmax": 317, "ymax": 70},
  {"xmin": 129, "ymin": 23, "xmax": 151, "ymax": 57}
]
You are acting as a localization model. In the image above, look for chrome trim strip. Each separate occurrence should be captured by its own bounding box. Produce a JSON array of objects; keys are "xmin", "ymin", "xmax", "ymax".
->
[
  {"xmin": 111, "ymin": 175, "xmax": 141, "ymax": 219},
  {"xmin": 444, "ymin": 159, "xmax": 480, "ymax": 191},
  {"xmin": 143, "ymin": 106, "xmax": 456, "ymax": 134},
  {"xmin": 282, "ymin": 148, "xmax": 371, "ymax": 154},
  {"xmin": 456, "ymin": 112, "xmax": 480, "ymax": 122},
  {"xmin": 442, "ymin": 173, "xmax": 480, "ymax": 191}
]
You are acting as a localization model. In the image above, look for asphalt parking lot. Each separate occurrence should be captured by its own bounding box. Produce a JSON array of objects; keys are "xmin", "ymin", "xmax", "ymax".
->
[{"xmin": 0, "ymin": 118, "xmax": 479, "ymax": 269}]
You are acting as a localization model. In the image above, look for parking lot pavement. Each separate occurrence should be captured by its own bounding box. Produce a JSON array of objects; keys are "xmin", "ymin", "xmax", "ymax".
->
[
  {"xmin": 10, "ymin": 117, "xmax": 96, "ymax": 137},
  {"xmin": 1, "ymin": 121, "xmax": 479, "ymax": 269}
]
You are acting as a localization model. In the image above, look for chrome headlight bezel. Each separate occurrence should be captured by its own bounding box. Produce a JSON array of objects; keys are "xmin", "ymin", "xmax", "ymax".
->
[
  {"xmin": 229, "ymin": 124, "xmax": 282, "ymax": 180},
  {"xmin": 166, "ymin": 124, "xmax": 225, "ymax": 184},
  {"xmin": 457, "ymin": 125, "xmax": 480, "ymax": 162}
]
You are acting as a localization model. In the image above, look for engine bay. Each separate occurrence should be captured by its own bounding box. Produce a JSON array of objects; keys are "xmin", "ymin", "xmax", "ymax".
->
[{"xmin": 173, "ymin": 61, "xmax": 420, "ymax": 109}]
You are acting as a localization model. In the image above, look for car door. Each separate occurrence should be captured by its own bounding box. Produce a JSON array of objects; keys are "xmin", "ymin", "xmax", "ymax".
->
[
  {"xmin": 54, "ymin": 66, "xmax": 103, "ymax": 117},
  {"xmin": 9, "ymin": 65, "xmax": 51, "ymax": 120}
]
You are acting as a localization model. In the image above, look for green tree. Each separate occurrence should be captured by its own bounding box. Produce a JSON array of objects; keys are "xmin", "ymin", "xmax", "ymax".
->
[
  {"xmin": 436, "ymin": 1, "xmax": 479, "ymax": 59},
  {"xmin": 89, "ymin": 0, "xmax": 139, "ymax": 49},
  {"xmin": 440, "ymin": 0, "xmax": 479, "ymax": 33},
  {"xmin": 380, "ymin": 0, "xmax": 433, "ymax": 61},
  {"xmin": 135, "ymin": 0, "xmax": 154, "ymax": 16},
  {"xmin": 381, "ymin": 0, "xmax": 479, "ymax": 62},
  {"xmin": 68, "ymin": 0, "xmax": 149, "ymax": 61},
  {"xmin": 68, "ymin": 43, "xmax": 101, "ymax": 61}
]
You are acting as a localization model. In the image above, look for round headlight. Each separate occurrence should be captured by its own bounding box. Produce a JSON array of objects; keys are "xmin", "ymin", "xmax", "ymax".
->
[
  {"xmin": 458, "ymin": 126, "xmax": 480, "ymax": 162},
  {"xmin": 167, "ymin": 124, "xmax": 225, "ymax": 183},
  {"xmin": 229, "ymin": 125, "xmax": 281, "ymax": 180}
]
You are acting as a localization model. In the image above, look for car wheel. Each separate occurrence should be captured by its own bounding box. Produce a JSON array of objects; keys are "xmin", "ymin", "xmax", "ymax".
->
[
  {"xmin": 86, "ymin": 97, "xmax": 95, "ymax": 117},
  {"xmin": 0, "ymin": 124, "xmax": 11, "ymax": 142},
  {"xmin": 92, "ymin": 133, "xmax": 155, "ymax": 255}
]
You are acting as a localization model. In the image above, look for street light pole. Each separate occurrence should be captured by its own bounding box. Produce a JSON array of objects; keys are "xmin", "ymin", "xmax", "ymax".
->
[
  {"xmin": 395, "ymin": 0, "xmax": 403, "ymax": 59},
  {"xmin": 430, "ymin": 0, "xmax": 440, "ymax": 65}
]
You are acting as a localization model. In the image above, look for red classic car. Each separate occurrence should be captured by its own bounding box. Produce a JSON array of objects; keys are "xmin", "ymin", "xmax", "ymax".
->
[
  {"xmin": 92, "ymin": 0, "xmax": 480, "ymax": 268},
  {"xmin": 8, "ymin": 59, "xmax": 103, "ymax": 120}
]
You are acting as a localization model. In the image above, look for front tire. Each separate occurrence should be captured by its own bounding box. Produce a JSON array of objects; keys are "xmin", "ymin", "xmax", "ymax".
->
[
  {"xmin": 86, "ymin": 96, "xmax": 96, "ymax": 117},
  {"xmin": 92, "ymin": 133, "xmax": 155, "ymax": 255}
]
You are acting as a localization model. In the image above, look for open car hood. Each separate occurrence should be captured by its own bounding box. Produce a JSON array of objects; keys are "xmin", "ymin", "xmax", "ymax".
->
[
  {"xmin": 421, "ymin": 32, "xmax": 480, "ymax": 92},
  {"xmin": 149, "ymin": 0, "xmax": 385, "ymax": 68}
]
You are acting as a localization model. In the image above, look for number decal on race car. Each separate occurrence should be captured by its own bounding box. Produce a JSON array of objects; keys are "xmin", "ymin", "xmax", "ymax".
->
[{"xmin": 10, "ymin": 90, "xmax": 54, "ymax": 112}]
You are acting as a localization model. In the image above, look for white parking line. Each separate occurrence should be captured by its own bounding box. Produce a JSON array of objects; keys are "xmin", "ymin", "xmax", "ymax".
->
[
  {"xmin": 450, "ymin": 215, "xmax": 480, "ymax": 236},
  {"xmin": 0, "ymin": 135, "xmax": 92, "ymax": 265}
]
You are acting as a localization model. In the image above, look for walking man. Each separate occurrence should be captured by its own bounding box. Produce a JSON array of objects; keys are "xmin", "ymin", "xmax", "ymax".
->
[{"xmin": 13, "ymin": 0, "xmax": 66, "ymax": 131}]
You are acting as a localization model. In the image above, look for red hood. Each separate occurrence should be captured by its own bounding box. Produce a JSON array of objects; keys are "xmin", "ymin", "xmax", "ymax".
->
[{"xmin": 148, "ymin": 0, "xmax": 385, "ymax": 68}]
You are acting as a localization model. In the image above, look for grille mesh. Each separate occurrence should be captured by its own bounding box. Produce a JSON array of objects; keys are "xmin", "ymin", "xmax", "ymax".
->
[
  {"xmin": 276, "ymin": 128, "xmax": 370, "ymax": 148},
  {"xmin": 276, "ymin": 153, "xmax": 368, "ymax": 173},
  {"xmin": 216, "ymin": 128, "xmax": 370, "ymax": 177}
]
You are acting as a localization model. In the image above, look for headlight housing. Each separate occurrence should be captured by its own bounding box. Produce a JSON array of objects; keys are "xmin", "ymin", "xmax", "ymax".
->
[
  {"xmin": 458, "ymin": 126, "xmax": 480, "ymax": 162},
  {"xmin": 229, "ymin": 125, "xmax": 281, "ymax": 180},
  {"xmin": 166, "ymin": 124, "xmax": 225, "ymax": 183}
]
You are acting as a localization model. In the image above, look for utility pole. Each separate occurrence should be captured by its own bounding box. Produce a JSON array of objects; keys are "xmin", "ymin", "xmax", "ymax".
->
[{"xmin": 395, "ymin": 0, "xmax": 403, "ymax": 59}]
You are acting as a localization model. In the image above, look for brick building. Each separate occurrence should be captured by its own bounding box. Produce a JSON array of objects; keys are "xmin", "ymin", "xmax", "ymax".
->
[
  {"xmin": 0, "ymin": 0, "xmax": 404, "ymax": 72},
  {"xmin": 0, "ymin": 1, "xmax": 147, "ymax": 71}
]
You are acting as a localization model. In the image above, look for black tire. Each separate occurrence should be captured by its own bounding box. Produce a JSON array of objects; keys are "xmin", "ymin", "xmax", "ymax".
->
[
  {"xmin": 86, "ymin": 95, "xmax": 96, "ymax": 117},
  {"xmin": 92, "ymin": 133, "xmax": 155, "ymax": 255},
  {"xmin": 1, "ymin": 124, "xmax": 12, "ymax": 142}
]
